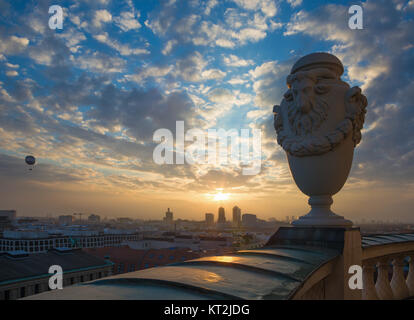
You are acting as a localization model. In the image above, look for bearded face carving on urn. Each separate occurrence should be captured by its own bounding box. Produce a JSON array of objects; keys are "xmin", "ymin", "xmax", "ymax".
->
[{"xmin": 274, "ymin": 53, "xmax": 367, "ymax": 227}]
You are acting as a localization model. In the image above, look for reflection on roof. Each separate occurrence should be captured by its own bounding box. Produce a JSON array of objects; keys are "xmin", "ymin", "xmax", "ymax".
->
[
  {"xmin": 362, "ymin": 233, "xmax": 414, "ymax": 248},
  {"xmin": 28, "ymin": 245, "xmax": 339, "ymax": 300}
]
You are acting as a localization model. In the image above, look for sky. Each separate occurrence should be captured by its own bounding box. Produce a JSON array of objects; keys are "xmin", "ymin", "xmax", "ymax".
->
[{"xmin": 0, "ymin": 0, "xmax": 413, "ymax": 222}]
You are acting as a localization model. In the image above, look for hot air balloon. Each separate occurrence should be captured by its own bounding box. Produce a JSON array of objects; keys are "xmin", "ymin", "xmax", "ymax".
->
[{"xmin": 25, "ymin": 155, "xmax": 36, "ymax": 170}]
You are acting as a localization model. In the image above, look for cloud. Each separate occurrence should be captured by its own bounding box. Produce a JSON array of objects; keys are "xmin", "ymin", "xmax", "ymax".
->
[
  {"xmin": 5, "ymin": 62, "xmax": 19, "ymax": 68},
  {"xmin": 125, "ymin": 65, "xmax": 173, "ymax": 83},
  {"xmin": 76, "ymin": 52, "xmax": 126, "ymax": 73},
  {"xmin": 228, "ymin": 77, "xmax": 248, "ymax": 85},
  {"xmin": 28, "ymin": 17, "xmax": 46, "ymax": 34},
  {"xmin": 187, "ymin": 169, "xmax": 258, "ymax": 190},
  {"xmin": 93, "ymin": 9, "xmax": 112, "ymax": 28},
  {"xmin": 208, "ymin": 88, "xmax": 233, "ymax": 103},
  {"xmin": 0, "ymin": 66, "xmax": 201, "ymax": 193},
  {"xmin": 58, "ymin": 29, "xmax": 87, "ymax": 53},
  {"xmin": 286, "ymin": 0, "xmax": 302, "ymax": 8},
  {"xmin": 201, "ymin": 68, "xmax": 226, "ymax": 80},
  {"xmin": 94, "ymin": 32, "xmax": 149, "ymax": 55},
  {"xmin": 145, "ymin": 1, "xmax": 279, "ymax": 50},
  {"xmin": 223, "ymin": 54, "xmax": 254, "ymax": 67},
  {"xmin": 114, "ymin": 11, "xmax": 141, "ymax": 31},
  {"xmin": 162, "ymin": 40, "xmax": 178, "ymax": 55},
  {"xmin": 246, "ymin": 109, "xmax": 268, "ymax": 119},
  {"xmin": 249, "ymin": 60, "xmax": 291, "ymax": 108},
  {"xmin": 0, "ymin": 35, "xmax": 29, "ymax": 55},
  {"xmin": 232, "ymin": 0, "xmax": 278, "ymax": 17},
  {"xmin": 6, "ymin": 70, "xmax": 18, "ymax": 77},
  {"xmin": 126, "ymin": 51, "xmax": 226, "ymax": 84},
  {"xmin": 204, "ymin": 0, "xmax": 218, "ymax": 15},
  {"xmin": 207, "ymin": 88, "xmax": 252, "ymax": 107},
  {"xmin": 28, "ymin": 36, "xmax": 71, "ymax": 67},
  {"xmin": 173, "ymin": 51, "xmax": 208, "ymax": 82},
  {"xmin": 238, "ymin": 28, "xmax": 267, "ymax": 43}
]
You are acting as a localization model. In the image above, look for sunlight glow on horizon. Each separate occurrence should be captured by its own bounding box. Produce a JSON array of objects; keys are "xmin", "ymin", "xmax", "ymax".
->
[{"xmin": 213, "ymin": 192, "xmax": 230, "ymax": 201}]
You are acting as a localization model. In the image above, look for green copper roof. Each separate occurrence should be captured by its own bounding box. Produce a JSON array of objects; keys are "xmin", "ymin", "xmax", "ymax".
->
[
  {"xmin": 27, "ymin": 245, "xmax": 339, "ymax": 300},
  {"xmin": 362, "ymin": 233, "xmax": 414, "ymax": 248}
]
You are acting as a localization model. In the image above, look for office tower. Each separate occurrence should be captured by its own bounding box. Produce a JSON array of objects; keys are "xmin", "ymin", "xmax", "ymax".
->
[
  {"xmin": 232, "ymin": 206, "xmax": 241, "ymax": 227},
  {"xmin": 217, "ymin": 207, "xmax": 226, "ymax": 223},
  {"xmin": 58, "ymin": 215, "xmax": 73, "ymax": 225},
  {"xmin": 164, "ymin": 208, "xmax": 173, "ymax": 225},
  {"xmin": 88, "ymin": 214, "xmax": 100, "ymax": 223},
  {"xmin": 205, "ymin": 213, "xmax": 214, "ymax": 226},
  {"xmin": 242, "ymin": 213, "xmax": 257, "ymax": 228},
  {"xmin": 0, "ymin": 210, "xmax": 16, "ymax": 231}
]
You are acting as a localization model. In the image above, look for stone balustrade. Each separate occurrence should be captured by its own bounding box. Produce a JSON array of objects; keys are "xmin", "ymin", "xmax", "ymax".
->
[
  {"xmin": 292, "ymin": 232, "xmax": 414, "ymax": 300},
  {"xmin": 362, "ymin": 253, "xmax": 414, "ymax": 300},
  {"xmin": 361, "ymin": 233, "xmax": 414, "ymax": 300}
]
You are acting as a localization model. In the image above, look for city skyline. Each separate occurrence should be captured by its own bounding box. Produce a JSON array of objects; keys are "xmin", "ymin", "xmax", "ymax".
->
[{"xmin": 11, "ymin": 205, "xmax": 269, "ymax": 222}]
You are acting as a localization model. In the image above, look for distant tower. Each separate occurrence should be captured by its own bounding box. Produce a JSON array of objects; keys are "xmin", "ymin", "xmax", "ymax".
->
[
  {"xmin": 232, "ymin": 206, "xmax": 241, "ymax": 227},
  {"xmin": 217, "ymin": 207, "xmax": 226, "ymax": 224},
  {"xmin": 164, "ymin": 208, "xmax": 173, "ymax": 225},
  {"xmin": 205, "ymin": 213, "xmax": 214, "ymax": 227},
  {"xmin": 242, "ymin": 213, "xmax": 257, "ymax": 228}
]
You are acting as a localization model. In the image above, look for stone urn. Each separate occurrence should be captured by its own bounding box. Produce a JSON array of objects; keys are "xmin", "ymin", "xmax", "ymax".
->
[{"xmin": 273, "ymin": 53, "xmax": 367, "ymax": 227}]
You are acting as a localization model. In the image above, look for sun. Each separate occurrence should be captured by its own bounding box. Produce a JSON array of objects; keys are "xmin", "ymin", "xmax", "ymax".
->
[{"xmin": 213, "ymin": 192, "xmax": 229, "ymax": 201}]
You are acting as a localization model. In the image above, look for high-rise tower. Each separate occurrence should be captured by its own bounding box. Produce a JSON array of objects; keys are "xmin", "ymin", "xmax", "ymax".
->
[
  {"xmin": 217, "ymin": 207, "xmax": 226, "ymax": 224},
  {"xmin": 205, "ymin": 213, "xmax": 214, "ymax": 226},
  {"xmin": 164, "ymin": 208, "xmax": 173, "ymax": 225},
  {"xmin": 232, "ymin": 206, "xmax": 241, "ymax": 227}
]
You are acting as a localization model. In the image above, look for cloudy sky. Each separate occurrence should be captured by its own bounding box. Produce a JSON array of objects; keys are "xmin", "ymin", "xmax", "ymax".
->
[{"xmin": 0, "ymin": 0, "xmax": 413, "ymax": 222}]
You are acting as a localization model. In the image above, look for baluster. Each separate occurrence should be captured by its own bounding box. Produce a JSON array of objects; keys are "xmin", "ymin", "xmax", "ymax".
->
[
  {"xmin": 375, "ymin": 258, "xmax": 394, "ymax": 300},
  {"xmin": 406, "ymin": 254, "xmax": 414, "ymax": 297},
  {"xmin": 362, "ymin": 260, "xmax": 378, "ymax": 300},
  {"xmin": 390, "ymin": 256, "xmax": 409, "ymax": 299}
]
